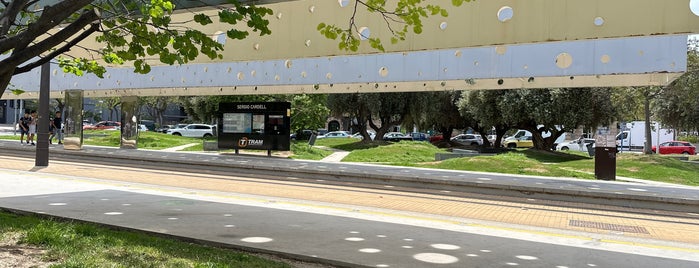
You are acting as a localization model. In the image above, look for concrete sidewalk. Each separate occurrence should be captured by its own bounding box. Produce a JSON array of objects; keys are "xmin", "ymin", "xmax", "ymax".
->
[
  {"xmin": 1, "ymin": 139, "xmax": 697, "ymax": 214},
  {"xmin": 317, "ymin": 146, "xmax": 351, "ymax": 162}
]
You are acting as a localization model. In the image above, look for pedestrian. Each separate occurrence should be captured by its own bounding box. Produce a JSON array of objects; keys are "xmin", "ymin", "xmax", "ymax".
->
[
  {"xmin": 28, "ymin": 111, "xmax": 37, "ymax": 146},
  {"xmin": 48, "ymin": 114, "xmax": 54, "ymax": 144},
  {"xmin": 19, "ymin": 112, "xmax": 30, "ymax": 145},
  {"xmin": 49, "ymin": 111, "xmax": 63, "ymax": 145}
]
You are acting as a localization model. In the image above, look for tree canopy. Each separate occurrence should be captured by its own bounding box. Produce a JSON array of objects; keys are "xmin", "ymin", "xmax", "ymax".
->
[
  {"xmin": 1, "ymin": 0, "xmax": 273, "ymax": 97},
  {"xmin": 656, "ymin": 41, "xmax": 699, "ymax": 132}
]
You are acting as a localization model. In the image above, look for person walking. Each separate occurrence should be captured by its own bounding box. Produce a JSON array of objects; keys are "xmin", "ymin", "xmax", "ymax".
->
[
  {"xmin": 49, "ymin": 111, "xmax": 63, "ymax": 145},
  {"xmin": 18, "ymin": 112, "xmax": 30, "ymax": 145},
  {"xmin": 28, "ymin": 111, "xmax": 37, "ymax": 146}
]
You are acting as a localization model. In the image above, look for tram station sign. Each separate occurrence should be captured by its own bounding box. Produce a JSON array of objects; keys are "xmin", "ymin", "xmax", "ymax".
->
[{"xmin": 218, "ymin": 102, "xmax": 291, "ymax": 152}]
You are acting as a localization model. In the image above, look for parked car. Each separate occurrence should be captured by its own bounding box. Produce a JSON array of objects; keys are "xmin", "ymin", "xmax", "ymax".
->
[
  {"xmin": 504, "ymin": 135, "xmax": 534, "ymax": 148},
  {"xmin": 383, "ymin": 132, "xmax": 413, "ymax": 142},
  {"xmin": 166, "ymin": 124, "xmax": 215, "ymax": 138},
  {"xmin": 83, "ymin": 121, "xmax": 121, "ymax": 130},
  {"xmin": 451, "ymin": 134, "xmax": 483, "ymax": 146},
  {"xmin": 409, "ymin": 132, "xmax": 429, "ymax": 141},
  {"xmin": 351, "ymin": 131, "xmax": 376, "ymax": 140},
  {"xmin": 651, "ymin": 141, "xmax": 696, "ymax": 155},
  {"xmin": 140, "ymin": 120, "xmax": 156, "ymax": 131},
  {"xmin": 556, "ymin": 138, "xmax": 596, "ymax": 151},
  {"xmin": 155, "ymin": 125, "xmax": 174, "ymax": 133},
  {"xmin": 487, "ymin": 135, "xmax": 498, "ymax": 144},
  {"xmin": 429, "ymin": 134, "xmax": 444, "ymax": 143},
  {"xmin": 317, "ymin": 131, "xmax": 351, "ymax": 139}
]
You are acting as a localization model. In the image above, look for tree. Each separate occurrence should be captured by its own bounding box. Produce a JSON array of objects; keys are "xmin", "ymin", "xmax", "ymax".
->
[
  {"xmin": 327, "ymin": 92, "xmax": 411, "ymax": 141},
  {"xmin": 289, "ymin": 94, "xmax": 329, "ymax": 134},
  {"xmin": 94, "ymin": 97, "xmax": 121, "ymax": 121},
  {"xmin": 365, "ymin": 92, "xmax": 410, "ymax": 140},
  {"xmin": 327, "ymin": 93, "xmax": 372, "ymax": 141},
  {"xmin": 405, "ymin": 91, "xmax": 466, "ymax": 143},
  {"xmin": 1, "ymin": 0, "xmax": 273, "ymax": 97},
  {"xmin": 656, "ymin": 41, "xmax": 699, "ymax": 132},
  {"xmin": 498, "ymin": 88, "xmax": 616, "ymax": 150},
  {"xmin": 612, "ymin": 86, "xmax": 664, "ymax": 154},
  {"xmin": 139, "ymin": 96, "xmax": 173, "ymax": 127},
  {"xmin": 459, "ymin": 90, "xmax": 512, "ymax": 148}
]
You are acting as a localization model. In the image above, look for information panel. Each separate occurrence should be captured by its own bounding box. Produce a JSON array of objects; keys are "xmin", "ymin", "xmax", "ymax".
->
[{"xmin": 218, "ymin": 102, "xmax": 291, "ymax": 152}]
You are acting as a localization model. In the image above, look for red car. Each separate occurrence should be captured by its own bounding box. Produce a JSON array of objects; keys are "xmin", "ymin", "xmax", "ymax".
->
[
  {"xmin": 429, "ymin": 134, "xmax": 444, "ymax": 143},
  {"xmin": 83, "ymin": 121, "xmax": 121, "ymax": 130},
  {"xmin": 651, "ymin": 141, "xmax": 696, "ymax": 155}
]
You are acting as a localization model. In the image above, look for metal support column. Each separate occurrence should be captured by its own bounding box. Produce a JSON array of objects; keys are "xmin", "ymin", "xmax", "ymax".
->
[{"xmin": 35, "ymin": 62, "xmax": 50, "ymax": 166}]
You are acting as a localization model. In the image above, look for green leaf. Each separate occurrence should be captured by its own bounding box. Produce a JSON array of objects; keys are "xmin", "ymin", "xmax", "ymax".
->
[
  {"xmin": 194, "ymin": 14, "xmax": 213, "ymax": 25},
  {"xmin": 440, "ymin": 9, "xmax": 449, "ymax": 17}
]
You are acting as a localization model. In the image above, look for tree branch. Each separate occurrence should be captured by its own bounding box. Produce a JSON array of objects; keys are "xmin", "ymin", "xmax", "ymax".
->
[
  {"xmin": 3, "ymin": 9, "xmax": 99, "ymax": 69},
  {"xmin": 0, "ymin": 0, "xmax": 29, "ymax": 38},
  {"xmin": 11, "ymin": 0, "xmax": 95, "ymax": 52},
  {"xmin": 14, "ymin": 22, "xmax": 99, "ymax": 75}
]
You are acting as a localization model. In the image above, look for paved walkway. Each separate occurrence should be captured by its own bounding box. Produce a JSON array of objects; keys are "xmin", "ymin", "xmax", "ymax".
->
[
  {"xmin": 317, "ymin": 146, "xmax": 351, "ymax": 162},
  {"xmin": 160, "ymin": 143, "xmax": 199, "ymax": 152}
]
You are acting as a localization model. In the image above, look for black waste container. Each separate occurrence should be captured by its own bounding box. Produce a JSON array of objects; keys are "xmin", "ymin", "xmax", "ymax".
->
[
  {"xmin": 586, "ymin": 143, "xmax": 595, "ymax": 157},
  {"xmin": 594, "ymin": 147, "xmax": 616, "ymax": 180}
]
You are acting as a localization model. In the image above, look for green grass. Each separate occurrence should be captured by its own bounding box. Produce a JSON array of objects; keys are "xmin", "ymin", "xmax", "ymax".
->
[
  {"xmin": 312, "ymin": 138, "xmax": 359, "ymax": 148},
  {"xmin": 0, "ymin": 211, "xmax": 291, "ymax": 267},
  {"xmin": 416, "ymin": 150, "xmax": 597, "ymax": 180},
  {"xmin": 341, "ymin": 141, "xmax": 446, "ymax": 164},
  {"xmin": 0, "ymin": 134, "xmax": 23, "ymax": 140},
  {"xmin": 2, "ymin": 131, "xmax": 200, "ymax": 150},
  {"xmin": 289, "ymin": 142, "xmax": 333, "ymax": 160},
  {"xmin": 83, "ymin": 130, "xmax": 201, "ymax": 149},
  {"xmin": 611, "ymin": 154, "xmax": 699, "ymax": 185},
  {"xmin": 416, "ymin": 149, "xmax": 699, "ymax": 185}
]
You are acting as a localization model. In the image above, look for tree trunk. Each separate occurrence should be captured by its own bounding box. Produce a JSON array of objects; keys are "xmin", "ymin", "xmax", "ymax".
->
[
  {"xmin": 479, "ymin": 133, "xmax": 491, "ymax": 147},
  {"xmin": 643, "ymin": 96, "xmax": 653, "ymax": 154},
  {"xmin": 494, "ymin": 126, "xmax": 508, "ymax": 148}
]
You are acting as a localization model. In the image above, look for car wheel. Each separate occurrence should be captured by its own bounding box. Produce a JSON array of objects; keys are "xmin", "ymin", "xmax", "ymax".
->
[
  {"xmin": 507, "ymin": 143, "xmax": 516, "ymax": 149},
  {"xmin": 682, "ymin": 151, "xmax": 690, "ymax": 155},
  {"xmin": 470, "ymin": 142, "xmax": 478, "ymax": 146},
  {"xmin": 172, "ymin": 133, "xmax": 181, "ymax": 136},
  {"xmin": 561, "ymin": 146, "xmax": 569, "ymax": 151},
  {"xmin": 203, "ymin": 133, "xmax": 213, "ymax": 138}
]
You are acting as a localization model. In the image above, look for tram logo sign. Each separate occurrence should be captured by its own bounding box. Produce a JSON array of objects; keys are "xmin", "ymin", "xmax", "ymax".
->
[{"xmin": 237, "ymin": 137, "xmax": 264, "ymax": 148}]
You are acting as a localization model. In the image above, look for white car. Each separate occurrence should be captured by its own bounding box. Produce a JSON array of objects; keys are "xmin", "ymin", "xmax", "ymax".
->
[
  {"xmin": 351, "ymin": 131, "xmax": 376, "ymax": 140},
  {"xmin": 451, "ymin": 134, "xmax": 484, "ymax": 146},
  {"xmin": 557, "ymin": 138, "xmax": 596, "ymax": 151},
  {"xmin": 317, "ymin": 131, "xmax": 351, "ymax": 139},
  {"xmin": 166, "ymin": 124, "xmax": 215, "ymax": 138}
]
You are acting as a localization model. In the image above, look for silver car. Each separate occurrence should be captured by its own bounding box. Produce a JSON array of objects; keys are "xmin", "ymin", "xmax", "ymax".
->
[{"xmin": 451, "ymin": 134, "xmax": 484, "ymax": 146}]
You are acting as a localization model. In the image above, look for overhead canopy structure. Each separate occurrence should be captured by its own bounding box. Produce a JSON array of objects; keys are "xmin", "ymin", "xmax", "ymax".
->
[{"xmin": 4, "ymin": 0, "xmax": 699, "ymax": 99}]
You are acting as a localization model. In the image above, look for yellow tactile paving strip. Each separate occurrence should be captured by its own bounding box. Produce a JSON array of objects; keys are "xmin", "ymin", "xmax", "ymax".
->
[{"xmin": 1, "ymin": 156, "xmax": 698, "ymax": 246}]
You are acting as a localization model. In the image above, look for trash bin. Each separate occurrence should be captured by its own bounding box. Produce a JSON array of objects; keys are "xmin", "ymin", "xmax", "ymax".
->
[
  {"xmin": 594, "ymin": 147, "xmax": 616, "ymax": 180},
  {"xmin": 308, "ymin": 133, "xmax": 317, "ymax": 146},
  {"xmin": 586, "ymin": 143, "xmax": 595, "ymax": 157}
]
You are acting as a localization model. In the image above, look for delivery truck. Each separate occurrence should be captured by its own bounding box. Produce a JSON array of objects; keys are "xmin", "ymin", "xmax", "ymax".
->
[{"xmin": 616, "ymin": 121, "xmax": 675, "ymax": 151}]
